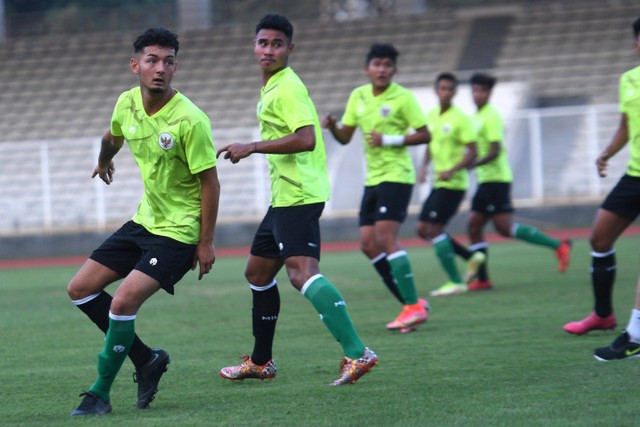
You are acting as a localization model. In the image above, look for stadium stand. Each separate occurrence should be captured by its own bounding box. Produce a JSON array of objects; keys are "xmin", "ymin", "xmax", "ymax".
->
[{"xmin": 0, "ymin": 0, "xmax": 637, "ymax": 234}]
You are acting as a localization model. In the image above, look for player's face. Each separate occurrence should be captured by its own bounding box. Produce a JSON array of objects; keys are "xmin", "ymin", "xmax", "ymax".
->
[
  {"xmin": 472, "ymin": 84, "xmax": 491, "ymax": 108},
  {"xmin": 254, "ymin": 29, "xmax": 293, "ymax": 74},
  {"xmin": 365, "ymin": 57, "xmax": 396, "ymax": 90},
  {"xmin": 435, "ymin": 79, "xmax": 456, "ymax": 105},
  {"xmin": 131, "ymin": 45, "xmax": 177, "ymax": 94}
]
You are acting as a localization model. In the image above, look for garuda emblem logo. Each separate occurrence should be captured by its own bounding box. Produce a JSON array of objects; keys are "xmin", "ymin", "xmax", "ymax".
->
[{"xmin": 158, "ymin": 132, "xmax": 174, "ymax": 150}]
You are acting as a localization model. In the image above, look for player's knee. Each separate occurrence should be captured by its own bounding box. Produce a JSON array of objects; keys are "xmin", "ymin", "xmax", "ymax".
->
[
  {"xmin": 416, "ymin": 223, "xmax": 429, "ymax": 240},
  {"xmin": 590, "ymin": 235, "xmax": 613, "ymax": 253}
]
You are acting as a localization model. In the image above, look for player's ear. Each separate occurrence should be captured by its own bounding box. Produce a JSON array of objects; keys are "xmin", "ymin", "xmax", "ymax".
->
[{"xmin": 130, "ymin": 57, "xmax": 139, "ymax": 75}]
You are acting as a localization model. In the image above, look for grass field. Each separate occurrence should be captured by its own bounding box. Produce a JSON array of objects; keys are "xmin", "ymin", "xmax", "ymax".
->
[{"xmin": 1, "ymin": 234, "xmax": 640, "ymax": 426}]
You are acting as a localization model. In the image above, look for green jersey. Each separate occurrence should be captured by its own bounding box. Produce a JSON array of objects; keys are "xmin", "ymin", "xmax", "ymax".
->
[
  {"xmin": 110, "ymin": 87, "xmax": 216, "ymax": 244},
  {"xmin": 426, "ymin": 105, "xmax": 476, "ymax": 190},
  {"xmin": 257, "ymin": 67, "xmax": 330, "ymax": 207},
  {"xmin": 474, "ymin": 103, "xmax": 513, "ymax": 184},
  {"xmin": 341, "ymin": 82, "xmax": 427, "ymax": 186},
  {"xmin": 619, "ymin": 65, "xmax": 640, "ymax": 177}
]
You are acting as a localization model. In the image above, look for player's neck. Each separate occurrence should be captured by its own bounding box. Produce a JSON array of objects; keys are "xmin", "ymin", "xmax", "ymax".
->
[
  {"xmin": 262, "ymin": 65, "xmax": 287, "ymax": 86},
  {"xmin": 141, "ymin": 87, "xmax": 176, "ymax": 116}
]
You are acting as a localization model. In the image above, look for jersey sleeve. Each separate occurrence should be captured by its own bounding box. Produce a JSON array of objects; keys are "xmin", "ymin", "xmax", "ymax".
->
[
  {"xmin": 183, "ymin": 114, "xmax": 217, "ymax": 175},
  {"xmin": 109, "ymin": 92, "xmax": 127, "ymax": 137},
  {"xmin": 620, "ymin": 73, "xmax": 628, "ymax": 114},
  {"xmin": 483, "ymin": 109, "xmax": 504, "ymax": 143},
  {"xmin": 402, "ymin": 92, "xmax": 428, "ymax": 131},
  {"xmin": 340, "ymin": 89, "xmax": 360, "ymax": 128},
  {"xmin": 277, "ymin": 80, "xmax": 316, "ymax": 132},
  {"xmin": 461, "ymin": 114, "xmax": 478, "ymax": 144}
]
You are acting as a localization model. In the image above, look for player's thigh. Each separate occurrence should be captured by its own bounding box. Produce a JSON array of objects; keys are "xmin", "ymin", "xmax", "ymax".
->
[
  {"xmin": 374, "ymin": 219, "xmax": 402, "ymax": 251},
  {"xmin": 284, "ymin": 255, "xmax": 321, "ymax": 290},
  {"xmin": 359, "ymin": 225, "xmax": 379, "ymax": 256},
  {"xmin": 111, "ymin": 270, "xmax": 162, "ymax": 315}
]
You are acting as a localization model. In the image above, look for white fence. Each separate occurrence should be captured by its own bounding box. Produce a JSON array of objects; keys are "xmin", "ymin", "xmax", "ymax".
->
[{"xmin": 0, "ymin": 104, "xmax": 626, "ymax": 236}]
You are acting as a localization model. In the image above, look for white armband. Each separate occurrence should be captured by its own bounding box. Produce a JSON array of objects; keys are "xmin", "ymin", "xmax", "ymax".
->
[{"xmin": 381, "ymin": 135, "xmax": 405, "ymax": 146}]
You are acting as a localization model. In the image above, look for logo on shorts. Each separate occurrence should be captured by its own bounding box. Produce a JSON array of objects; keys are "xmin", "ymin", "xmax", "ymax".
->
[
  {"xmin": 307, "ymin": 242, "xmax": 318, "ymax": 248},
  {"xmin": 379, "ymin": 206, "xmax": 388, "ymax": 214},
  {"xmin": 158, "ymin": 132, "xmax": 174, "ymax": 150},
  {"xmin": 429, "ymin": 211, "xmax": 438, "ymax": 219},
  {"xmin": 149, "ymin": 257, "xmax": 158, "ymax": 266},
  {"xmin": 113, "ymin": 345, "xmax": 126, "ymax": 353},
  {"xmin": 380, "ymin": 105, "xmax": 391, "ymax": 117},
  {"xmin": 278, "ymin": 242, "xmax": 284, "ymax": 251},
  {"xmin": 487, "ymin": 204, "xmax": 495, "ymax": 212}
]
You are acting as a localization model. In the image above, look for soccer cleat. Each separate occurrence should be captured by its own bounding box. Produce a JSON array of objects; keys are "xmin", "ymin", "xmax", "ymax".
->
[
  {"xmin": 219, "ymin": 356, "xmax": 277, "ymax": 381},
  {"xmin": 133, "ymin": 348, "xmax": 170, "ymax": 409},
  {"xmin": 386, "ymin": 302, "xmax": 428, "ymax": 330},
  {"xmin": 430, "ymin": 282, "xmax": 467, "ymax": 297},
  {"xmin": 594, "ymin": 331, "xmax": 640, "ymax": 361},
  {"xmin": 464, "ymin": 252, "xmax": 486, "ymax": 283},
  {"xmin": 419, "ymin": 297, "xmax": 431, "ymax": 312},
  {"xmin": 330, "ymin": 347, "xmax": 378, "ymax": 386},
  {"xmin": 71, "ymin": 392, "xmax": 112, "ymax": 416},
  {"xmin": 563, "ymin": 312, "xmax": 617, "ymax": 335},
  {"xmin": 467, "ymin": 280, "xmax": 493, "ymax": 291},
  {"xmin": 555, "ymin": 239, "xmax": 572, "ymax": 273}
]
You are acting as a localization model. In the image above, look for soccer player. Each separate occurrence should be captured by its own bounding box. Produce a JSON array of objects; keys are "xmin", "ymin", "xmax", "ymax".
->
[
  {"xmin": 67, "ymin": 28, "xmax": 220, "ymax": 416},
  {"xmin": 417, "ymin": 72, "xmax": 477, "ymax": 297},
  {"xmin": 463, "ymin": 72, "xmax": 572, "ymax": 292},
  {"xmin": 564, "ymin": 17, "xmax": 640, "ymax": 336},
  {"xmin": 321, "ymin": 43, "xmax": 430, "ymax": 333},
  {"xmin": 216, "ymin": 15, "xmax": 377, "ymax": 386}
]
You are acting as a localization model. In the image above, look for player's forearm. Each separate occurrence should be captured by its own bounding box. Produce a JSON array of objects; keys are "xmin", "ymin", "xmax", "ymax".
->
[
  {"xmin": 402, "ymin": 127, "xmax": 431, "ymax": 146},
  {"xmin": 255, "ymin": 125, "xmax": 316, "ymax": 154},
  {"xmin": 199, "ymin": 167, "xmax": 220, "ymax": 244},
  {"xmin": 600, "ymin": 118, "xmax": 629, "ymax": 161},
  {"xmin": 97, "ymin": 134, "xmax": 123, "ymax": 167}
]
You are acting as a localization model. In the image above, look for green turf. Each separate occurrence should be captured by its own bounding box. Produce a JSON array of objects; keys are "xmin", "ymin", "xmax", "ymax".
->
[{"xmin": 1, "ymin": 235, "xmax": 640, "ymax": 426}]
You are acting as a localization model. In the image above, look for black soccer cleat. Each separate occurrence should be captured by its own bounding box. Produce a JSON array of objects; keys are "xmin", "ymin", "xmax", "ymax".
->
[
  {"xmin": 133, "ymin": 348, "xmax": 170, "ymax": 408},
  {"xmin": 594, "ymin": 331, "xmax": 640, "ymax": 362},
  {"xmin": 71, "ymin": 392, "xmax": 112, "ymax": 416}
]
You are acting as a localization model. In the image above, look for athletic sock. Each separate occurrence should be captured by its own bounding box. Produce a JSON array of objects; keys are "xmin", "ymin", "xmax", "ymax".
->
[
  {"xmin": 249, "ymin": 280, "xmax": 280, "ymax": 366},
  {"xmin": 371, "ymin": 253, "xmax": 404, "ymax": 304},
  {"xmin": 626, "ymin": 309, "xmax": 640, "ymax": 343},
  {"xmin": 387, "ymin": 250, "xmax": 418, "ymax": 305},
  {"xmin": 470, "ymin": 242, "xmax": 489, "ymax": 281},
  {"xmin": 73, "ymin": 291, "xmax": 151, "ymax": 370},
  {"xmin": 89, "ymin": 313, "xmax": 135, "ymax": 400},
  {"xmin": 301, "ymin": 275, "xmax": 365, "ymax": 359},
  {"xmin": 432, "ymin": 234, "xmax": 463, "ymax": 284},
  {"xmin": 592, "ymin": 250, "xmax": 616, "ymax": 317},
  {"xmin": 450, "ymin": 236, "xmax": 472, "ymax": 260},
  {"xmin": 512, "ymin": 223, "xmax": 560, "ymax": 248}
]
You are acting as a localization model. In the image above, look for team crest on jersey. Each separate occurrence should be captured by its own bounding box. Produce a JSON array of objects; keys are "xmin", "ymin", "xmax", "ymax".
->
[
  {"xmin": 380, "ymin": 105, "xmax": 392, "ymax": 117},
  {"xmin": 158, "ymin": 132, "xmax": 174, "ymax": 150}
]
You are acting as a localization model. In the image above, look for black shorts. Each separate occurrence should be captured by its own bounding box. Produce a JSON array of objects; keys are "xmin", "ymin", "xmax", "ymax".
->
[
  {"xmin": 601, "ymin": 174, "xmax": 640, "ymax": 220},
  {"xmin": 471, "ymin": 182, "xmax": 515, "ymax": 215},
  {"xmin": 418, "ymin": 188, "xmax": 465, "ymax": 224},
  {"xmin": 359, "ymin": 182, "xmax": 413, "ymax": 226},
  {"xmin": 90, "ymin": 221, "xmax": 197, "ymax": 295},
  {"xmin": 250, "ymin": 203, "xmax": 324, "ymax": 260}
]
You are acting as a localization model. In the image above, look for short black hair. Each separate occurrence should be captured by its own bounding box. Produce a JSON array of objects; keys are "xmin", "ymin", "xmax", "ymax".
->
[
  {"xmin": 436, "ymin": 72, "xmax": 458, "ymax": 87},
  {"xmin": 133, "ymin": 28, "xmax": 179, "ymax": 54},
  {"xmin": 633, "ymin": 17, "xmax": 640, "ymax": 38},
  {"xmin": 256, "ymin": 14, "xmax": 293, "ymax": 42},
  {"xmin": 470, "ymin": 73, "xmax": 497, "ymax": 90},
  {"xmin": 366, "ymin": 43, "xmax": 399, "ymax": 64}
]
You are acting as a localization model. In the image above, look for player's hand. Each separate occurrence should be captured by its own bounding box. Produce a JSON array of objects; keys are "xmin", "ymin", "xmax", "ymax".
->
[
  {"xmin": 365, "ymin": 131, "xmax": 383, "ymax": 147},
  {"xmin": 321, "ymin": 114, "xmax": 337, "ymax": 129},
  {"xmin": 596, "ymin": 154, "xmax": 609, "ymax": 177},
  {"xmin": 193, "ymin": 241, "xmax": 216, "ymax": 280},
  {"xmin": 438, "ymin": 170, "xmax": 453, "ymax": 181},
  {"xmin": 92, "ymin": 162, "xmax": 115, "ymax": 184},
  {"xmin": 216, "ymin": 143, "xmax": 255, "ymax": 164}
]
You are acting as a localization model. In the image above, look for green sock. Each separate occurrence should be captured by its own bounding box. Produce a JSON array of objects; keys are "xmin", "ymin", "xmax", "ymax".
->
[
  {"xmin": 513, "ymin": 223, "xmax": 560, "ymax": 249},
  {"xmin": 302, "ymin": 275, "xmax": 365, "ymax": 359},
  {"xmin": 433, "ymin": 234, "xmax": 463, "ymax": 283},
  {"xmin": 89, "ymin": 316, "xmax": 135, "ymax": 400},
  {"xmin": 387, "ymin": 251, "xmax": 418, "ymax": 305}
]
